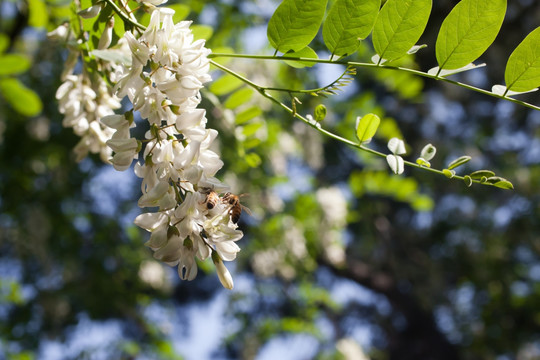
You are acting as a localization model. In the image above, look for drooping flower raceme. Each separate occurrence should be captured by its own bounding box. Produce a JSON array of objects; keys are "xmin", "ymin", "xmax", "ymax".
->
[
  {"xmin": 107, "ymin": 8, "xmax": 242, "ymax": 289},
  {"xmin": 53, "ymin": 7, "xmax": 243, "ymax": 289}
]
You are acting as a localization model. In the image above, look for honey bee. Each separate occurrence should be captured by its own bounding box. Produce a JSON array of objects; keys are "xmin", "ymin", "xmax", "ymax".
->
[
  {"xmin": 222, "ymin": 192, "xmax": 251, "ymax": 223},
  {"xmin": 201, "ymin": 188, "xmax": 220, "ymax": 209}
]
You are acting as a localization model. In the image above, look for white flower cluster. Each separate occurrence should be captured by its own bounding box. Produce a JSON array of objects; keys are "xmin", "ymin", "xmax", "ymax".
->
[
  {"xmin": 53, "ymin": 38, "xmax": 121, "ymax": 162},
  {"xmin": 103, "ymin": 8, "xmax": 242, "ymax": 289}
]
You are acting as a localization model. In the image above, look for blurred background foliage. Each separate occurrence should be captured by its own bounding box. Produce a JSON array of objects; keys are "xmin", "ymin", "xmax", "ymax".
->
[{"xmin": 1, "ymin": 0, "xmax": 540, "ymax": 359}]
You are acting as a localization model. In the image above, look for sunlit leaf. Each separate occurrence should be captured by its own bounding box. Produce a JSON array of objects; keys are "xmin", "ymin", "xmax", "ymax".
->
[
  {"xmin": 411, "ymin": 194, "xmax": 434, "ymax": 212},
  {"xmin": 442, "ymin": 169, "xmax": 455, "ymax": 178},
  {"xmin": 505, "ymin": 26, "xmax": 540, "ymax": 93},
  {"xmin": 447, "ymin": 155, "xmax": 471, "ymax": 170},
  {"xmin": 355, "ymin": 113, "xmax": 380, "ymax": 143},
  {"xmin": 372, "ymin": 0, "xmax": 432, "ymax": 63},
  {"xmin": 283, "ymin": 46, "xmax": 318, "ymax": 68},
  {"xmin": 314, "ymin": 104, "xmax": 327, "ymax": 122},
  {"xmin": 0, "ymin": 78, "xmax": 42, "ymax": 116},
  {"xmin": 224, "ymin": 88, "xmax": 254, "ymax": 109},
  {"xmin": 0, "ymin": 33, "xmax": 8, "ymax": 54},
  {"xmin": 484, "ymin": 176, "xmax": 514, "ymax": 189},
  {"xmin": 169, "ymin": 4, "xmax": 191, "ymax": 22},
  {"xmin": 235, "ymin": 106, "xmax": 262, "ymax": 125},
  {"xmin": 192, "ymin": 25, "xmax": 213, "ymax": 41},
  {"xmin": 416, "ymin": 157, "xmax": 431, "ymax": 167},
  {"xmin": 243, "ymin": 122, "xmax": 264, "ymax": 137},
  {"xmin": 209, "ymin": 74, "xmax": 244, "ymax": 96},
  {"xmin": 0, "ymin": 54, "xmax": 31, "ymax": 75},
  {"xmin": 245, "ymin": 153, "xmax": 262, "ymax": 168},
  {"xmin": 113, "ymin": 13, "xmax": 125, "ymax": 40},
  {"xmin": 463, "ymin": 175, "xmax": 473, "ymax": 187},
  {"xmin": 28, "ymin": 0, "xmax": 48, "ymax": 28},
  {"xmin": 436, "ymin": 0, "xmax": 506, "ymax": 71},
  {"xmin": 323, "ymin": 0, "xmax": 380, "ymax": 57},
  {"xmin": 267, "ymin": 0, "xmax": 328, "ymax": 53},
  {"xmin": 469, "ymin": 170, "xmax": 495, "ymax": 179},
  {"xmin": 492, "ymin": 180, "xmax": 514, "ymax": 190}
]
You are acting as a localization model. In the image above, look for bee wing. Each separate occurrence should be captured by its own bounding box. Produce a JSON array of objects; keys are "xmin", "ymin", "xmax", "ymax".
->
[{"xmin": 240, "ymin": 204, "xmax": 252, "ymax": 216}]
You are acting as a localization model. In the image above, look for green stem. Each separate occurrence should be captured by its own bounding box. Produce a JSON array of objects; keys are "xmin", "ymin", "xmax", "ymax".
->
[
  {"xmin": 208, "ymin": 53, "xmax": 540, "ymax": 112},
  {"xmin": 103, "ymin": 0, "xmax": 146, "ymax": 31},
  {"xmin": 209, "ymin": 59, "xmax": 499, "ymax": 188}
]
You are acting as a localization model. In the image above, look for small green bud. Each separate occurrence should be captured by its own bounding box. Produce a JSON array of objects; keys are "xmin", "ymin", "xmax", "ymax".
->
[
  {"xmin": 314, "ymin": 104, "xmax": 327, "ymax": 122},
  {"xmin": 416, "ymin": 157, "xmax": 431, "ymax": 168},
  {"xmin": 442, "ymin": 169, "xmax": 455, "ymax": 178}
]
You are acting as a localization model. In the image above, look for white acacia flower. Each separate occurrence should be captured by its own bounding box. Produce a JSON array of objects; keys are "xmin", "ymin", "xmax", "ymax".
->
[{"xmin": 59, "ymin": 6, "xmax": 244, "ymax": 289}]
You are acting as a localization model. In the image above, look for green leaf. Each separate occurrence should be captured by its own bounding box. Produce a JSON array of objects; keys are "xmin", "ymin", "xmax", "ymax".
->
[
  {"xmin": 372, "ymin": 0, "xmax": 432, "ymax": 63},
  {"xmin": 442, "ymin": 169, "xmax": 455, "ymax": 178},
  {"xmin": 435, "ymin": 0, "xmax": 506, "ymax": 70},
  {"xmin": 0, "ymin": 34, "xmax": 8, "ymax": 54},
  {"xmin": 191, "ymin": 25, "xmax": 213, "ymax": 41},
  {"xmin": 28, "ymin": 0, "xmax": 48, "ymax": 28},
  {"xmin": 169, "ymin": 4, "xmax": 191, "ymax": 22},
  {"xmin": 0, "ymin": 78, "xmax": 42, "ymax": 116},
  {"xmin": 236, "ymin": 106, "xmax": 262, "ymax": 125},
  {"xmin": 267, "ymin": 0, "xmax": 328, "ymax": 53},
  {"xmin": 323, "ymin": 0, "xmax": 380, "ymax": 57},
  {"xmin": 484, "ymin": 176, "xmax": 514, "ymax": 189},
  {"xmin": 209, "ymin": 74, "xmax": 244, "ymax": 96},
  {"xmin": 463, "ymin": 175, "xmax": 473, "ymax": 187},
  {"xmin": 492, "ymin": 180, "xmax": 514, "ymax": 190},
  {"xmin": 245, "ymin": 153, "xmax": 262, "ymax": 168},
  {"xmin": 243, "ymin": 122, "xmax": 263, "ymax": 137},
  {"xmin": 469, "ymin": 170, "xmax": 495, "ymax": 179},
  {"xmin": 355, "ymin": 113, "xmax": 380, "ymax": 143},
  {"xmin": 283, "ymin": 46, "xmax": 318, "ymax": 68},
  {"xmin": 485, "ymin": 176, "xmax": 506, "ymax": 184},
  {"xmin": 447, "ymin": 155, "xmax": 471, "ymax": 170},
  {"xmin": 0, "ymin": 54, "xmax": 31, "ymax": 75},
  {"xmin": 314, "ymin": 104, "xmax": 327, "ymax": 122},
  {"xmin": 224, "ymin": 88, "xmax": 254, "ymax": 110},
  {"xmin": 504, "ymin": 26, "xmax": 540, "ymax": 93},
  {"xmin": 113, "ymin": 13, "xmax": 126, "ymax": 40},
  {"xmin": 416, "ymin": 158, "xmax": 431, "ymax": 167},
  {"xmin": 209, "ymin": 46, "xmax": 234, "ymax": 66},
  {"xmin": 411, "ymin": 194, "xmax": 434, "ymax": 212}
]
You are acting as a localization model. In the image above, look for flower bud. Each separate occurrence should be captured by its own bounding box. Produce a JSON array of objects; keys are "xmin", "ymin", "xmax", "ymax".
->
[
  {"xmin": 78, "ymin": 4, "xmax": 103, "ymax": 19},
  {"xmin": 212, "ymin": 251, "xmax": 234, "ymax": 290},
  {"xmin": 98, "ymin": 18, "xmax": 114, "ymax": 50}
]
